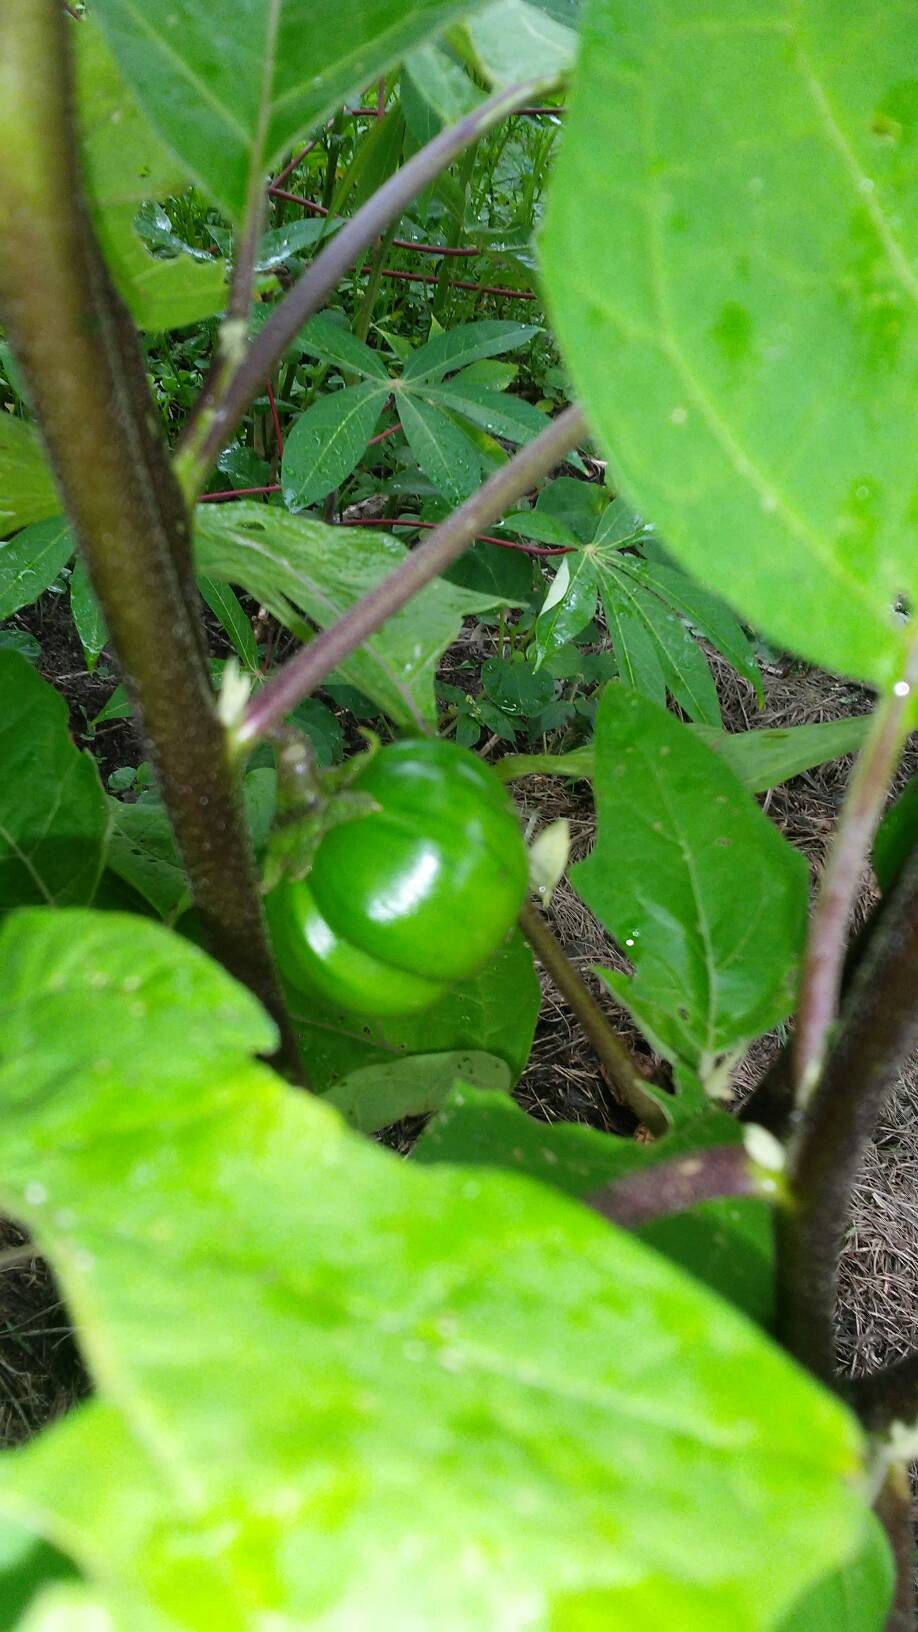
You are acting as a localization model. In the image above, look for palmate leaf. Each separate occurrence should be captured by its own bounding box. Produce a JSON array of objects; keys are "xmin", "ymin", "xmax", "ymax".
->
[
  {"xmin": 396, "ymin": 390, "xmax": 482, "ymax": 502},
  {"xmin": 282, "ymin": 381, "xmax": 389, "ymax": 509},
  {"xmin": 542, "ymin": 0, "xmax": 917, "ymax": 690},
  {"xmin": 573, "ymin": 686, "xmax": 808, "ymax": 1079},
  {"xmin": 93, "ymin": 0, "xmax": 479, "ymax": 222},
  {"xmin": 596, "ymin": 560, "xmax": 723, "ymax": 726},
  {"xmin": 194, "ymin": 502, "xmax": 508, "ymax": 726},
  {"xmin": 402, "ymin": 319, "xmax": 540, "ymax": 384},
  {"xmin": 0, "ymin": 909, "xmax": 872, "ymax": 1630}
]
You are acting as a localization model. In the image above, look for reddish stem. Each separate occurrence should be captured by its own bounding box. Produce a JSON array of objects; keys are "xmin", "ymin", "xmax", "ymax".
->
[
  {"xmin": 200, "ymin": 484, "xmax": 282, "ymax": 502},
  {"xmin": 375, "ymin": 267, "xmax": 535, "ymax": 298},
  {"xmin": 272, "ymin": 138, "xmax": 321, "ymax": 190},
  {"xmin": 338, "ymin": 515, "xmax": 571, "ymax": 557},
  {"xmin": 267, "ymin": 188, "xmax": 480, "ymax": 257}
]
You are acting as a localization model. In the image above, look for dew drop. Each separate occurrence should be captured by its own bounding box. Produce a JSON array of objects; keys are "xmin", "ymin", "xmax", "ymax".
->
[
  {"xmin": 893, "ymin": 680, "xmax": 910, "ymax": 698},
  {"xmin": 669, "ymin": 406, "xmax": 688, "ymax": 426},
  {"xmin": 24, "ymin": 1182, "xmax": 47, "ymax": 1206}
]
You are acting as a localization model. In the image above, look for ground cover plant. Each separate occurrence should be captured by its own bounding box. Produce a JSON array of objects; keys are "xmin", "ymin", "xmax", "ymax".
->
[{"xmin": 0, "ymin": 0, "xmax": 915, "ymax": 1626}]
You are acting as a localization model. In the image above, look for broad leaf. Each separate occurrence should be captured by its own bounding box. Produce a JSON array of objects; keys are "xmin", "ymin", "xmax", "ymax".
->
[
  {"xmin": 573, "ymin": 686, "xmax": 808, "ymax": 1076},
  {"xmin": 542, "ymin": 0, "xmax": 917, "ymax": 688},
  {"xmin": 323, "ymin": 1049, "xmax": 510, "ymax": 1133},
  {"xmin": 775, "ymin": 1514, "xmax": 893, "ymax": 1631},
  {"xmin": 402, "ymin": 43, "xmax": 482, "ymax": 140},
  {"xmin": 94, "ymin": 0, "xmax": 477, "ymax": 222},
  {"xmin": 0, "ymin": 419, "xmax": 58, "ymax": 538},
  {"xmin": 0, "ymin": 654, "xmax": 109, "ymax": 910},
  {"xmin": 873, "ymin": 773, "xmax": 918, "ymax": 893},
  {"xmin": 282, "ymin": 382, "xmax": 387, "ymax": 509},
  {"xmin": 0, "ymin": 518, "xmax": 73, "ymax": 620},
  {"xmin": 194, "ymin": 503, "xmax": 506, "ymax": 725},
  {"xmin": 292, "ymin": 930, "xmax": 540, "ymax": 1092},
  {"xmin": 0, "ymin": 909, "xmax": 868, "ymax": 1629},
  {"xmin": 460, "ymin": 0, "xmax": 578, "ymax": 85},
  {"xmin": 77, "ymin": 15, "xmax": 228, "ymax": 329},
  {"xmin": 397, "ymin": 390, "xmax": 481, "ymax": 502},
  {"xmin": 414, "ymin": 1083, "xmax": 775, "ymax": 1324}
]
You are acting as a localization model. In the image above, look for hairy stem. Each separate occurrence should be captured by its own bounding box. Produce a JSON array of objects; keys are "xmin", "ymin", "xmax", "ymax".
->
[
  {"xmin": 518, "ymin": 899, "xmax": 669, "ymax": 1134},
  {"xmin": 0, "ymin": 0, "xmax": 301, "ymax": 1077},
  {"xmin": 794, "ymin": 648, "xmax": 918, "ymax": 1101},
  {"xmin": 176, "ymin": 77, "xmax": 553, "ymax": 496},
  {"xmin": 776, "ymin": 847, "xmax": 918, "ymax": 1380},
  {"xmin": 587, "ymin": 1139, "xmax": 784, "ymax": 1230},
  {"xmin": 237, "ymin": 405, "xmax": 587, "ymax": 744}
]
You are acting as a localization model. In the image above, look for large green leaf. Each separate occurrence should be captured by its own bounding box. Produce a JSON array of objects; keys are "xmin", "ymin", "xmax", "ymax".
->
[
  {"xmin": 396, "ymin": 389, "xmax": 481, "ymax": 502},
  {"xmin": 402, "ymin": 319, "xmax": 540, "ymax": 383},
  {"xmin": 0, "ymin": 420, "xmax": 59, "ymax": 539},
  {"xmin": 541, "ymin": 0, "xmax": 917, "ymax": 688},
  {"xmin": 0, "ymin": 518, "xmax": 73, "ymax": 619},
  {"xmin": 0, "ymin": 909, "xmax": 870, "ymax": 1628},
  {"xmin": 0, "ymin": 655, "xmax": 109, "ymax": 910},
  {"xmin": 459, "ymin": 0, "xmax": 578, "ymax": 86},
  {"xmin": 322, "ymin": 1049, "xmax": 510, "ymax": 1133},
  {"xmin": 94, "ymin": 0, "xmax": 478, "ymax": 222},
  {"xmin": 76, "ymin": 15, "xmax": 228, "ymax": 329},
  {"xmin": 414, "ymin": 1082, "xmax": 775, "ymax": 1324},
  {"xmin": 573, "ymin": 686, "xmax": 808, "ymax": 1077},
  {"xmin": 194, "ymin": 502, "xmax": 506, "ymax": 725}
]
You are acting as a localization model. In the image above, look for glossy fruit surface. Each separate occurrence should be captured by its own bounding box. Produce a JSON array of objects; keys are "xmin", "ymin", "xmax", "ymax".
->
[{"xmin": 267, "ymin": 738, "xmax": 528, "ymax": 1016}]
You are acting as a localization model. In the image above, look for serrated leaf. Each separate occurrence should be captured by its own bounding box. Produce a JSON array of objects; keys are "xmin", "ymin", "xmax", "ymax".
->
[
  {"xmin": 195, "ymin": 502, "xmax": 506, "ymax": 726},
  {"xmin": 0, "ymin": 654, "xmax": 109, "ymax": 909},
  {"xmin": 573, "ymin": 686, "xmax": 808, "ymax": 1076},
  {"xmin": 541, "ymin": 0, "xmax": 917, "ymax": 688},
  {"xmin": 0, "ymin": 419, "xmax": 58, "ymax": 538},
  {"xmin": 402, "ymin": 319, "xmax": 540, "ymax": 383},
  {"xmin": 396, "ymin": 391, "xmax": 481, "ymax": 502},
  {"xmin": 0, "ymin": 518, "xmax": 73, "ymax": 619},
  {"xmin": 94, "ymin": 0, "xmax": 474, "ymax": 222},
  {"xmin": 282, "ymin": 382, "xmax": 387, "ymax": 508},
  {"xmin": 0, "ymin": 909, "xmax": 868, "ymax": 1629}
]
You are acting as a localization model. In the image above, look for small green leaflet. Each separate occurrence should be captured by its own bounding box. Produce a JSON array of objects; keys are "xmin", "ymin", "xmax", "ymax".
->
[
  {"xmin": 0, "ymin": 517, "xmax": 73, "ymax": 619},
  {"xmin": 0, "ymin": 418, "xmax": 59, "ymax": 538},
  {"xmin": 573, "ymin": 686, "xmax": 808, "ymax": 1079}
]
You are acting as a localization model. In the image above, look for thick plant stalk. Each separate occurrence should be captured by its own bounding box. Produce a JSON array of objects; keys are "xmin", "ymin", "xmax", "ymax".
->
[
  {"xmin": 176, "ymin": 76, "xmax": 553, "ymax": 496},
  {"xmin": 776, "ymin": 847, "xmax": 918, "ymax": 1381},
  {"xmin": 587, "ymin": 1137, "xmax": 784, "ymax": 1230},
  {"xmin": 794, "ymin": 646, "xmax": 918, "ymax": 1101},
  {"xmin": 0, "ymin": 0, "xmax": 301, "ymax": 1076},
  {"xmin": 518, "ymin": 899, "xmax": 669, "ymax": 1135},
  {"xmin": 237, "ymin": 405, "xmax": 588, "ymax": 744}
]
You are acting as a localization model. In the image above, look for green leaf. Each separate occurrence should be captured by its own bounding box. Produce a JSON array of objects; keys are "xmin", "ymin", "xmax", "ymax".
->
[
  {"xmin": 94, "ymin": 0, "xmax": 476, "ymax": 222},
  {"xmin": 402, "ymin": 319, "xmax": 539, "ymax": 383},
  {"xmin": 573, "ymin": 686, "xmax": 808, "ymax": 1075},
  {"xmin": 0, "ymin": 419, "xmax": 58, "ymax": 538},
  {"xmin": 295, "ymin": 313, "xmax": 390, "ymax": 380},
  {"xmin": 324, "ymin": 1050, "xmax": 510, "ymax": 1133},
  {"xmin": 0, "ymin": 909, "xmax": 869, "ymax": 1629},
  {"xmin": 69, "ymin": 557, "xmax": 108, "ymax": 675},
  {"xmin": 414, "ymin": 1083, "xmax": 775, "ymax": 1325},
  {"xmin": 402, "ymin": 42, "xmax": 481, "ymax": 141},
  {"xmin": 532, "ymin": 552, "xmax": 599, "ymax": 665},
  {"xmin": 445, "ymin": 538, "xmax": 534, "ymax": 600},
  {"xmin": 107, "ymin": 772, "xmax": 273, "ymax": 919},
  {"xmin": 292, "ymin": 930, "xmax": 540, "ymax": 1091},
  {"xmin": 76, "ymin": 15, "xmax": 228, "ymax": 329},
  {"xmin": 282, "ymin": 382, "xmax": 387, "ymax": 509},
  {"xmin": 541, "ymin": 0, "xmax": 917, "ymax": 688},
  {"xmin": 0, "ymin": 629, "xmax": 41, "ymax": 666},
  {"xmin": 460, "ymin": 0, "xmax": 578, "ymax": 85},
  {"xmin": 536, "ymin": 473, "xmax": 607, "ymax": 542},
  {"xmin": 0, "ymin": 518, "xmax": 73, "ymax": 619},
  {"xmin": 618, "ymin": 556, "xmax": 764, "ymax": 704},
  {"xmin": 198, "ymin": 576, "xmax": 260, "ymax": 671},
  {"xmin": 775, "ymin": 1514, "xmax": 893, "ymax": 1631},
  {"xmin": 195, "ymin": 503, "xmax": 506, "ymax": 726},
  {"xmin": 0, "ymin": 654, "xmax": 110, "ymax": 910},
  {"xmin": 596, "ymin": 562, "xmax": 722, "ymax": 726},
  {"xmin": 482, "ymin": 654, "xmax": 557, "ymax": 714},
  {"xmin": 501, "ymin": 509, "xmax": 580, "ymax": 547},
  {"xmin": 428, "ymin": 380, "xmax": 552, "ymax": 445},
  {"xmin": 873, "ymin": 773, "xmax": 918, "ymax": 892},
  {"xmin": 396, "ymin": 391, "xmax": 481, "ymax": 502}
]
